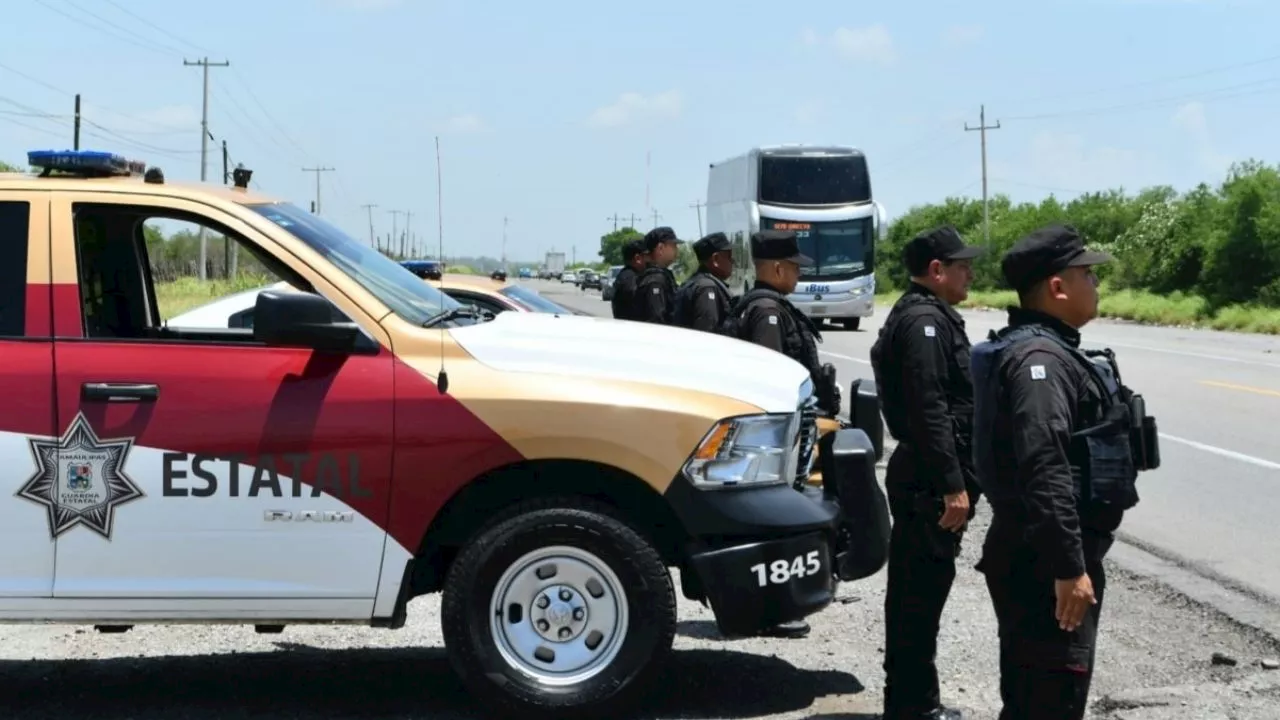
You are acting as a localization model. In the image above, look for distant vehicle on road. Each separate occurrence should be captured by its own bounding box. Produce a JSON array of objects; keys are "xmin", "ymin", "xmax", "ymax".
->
[
  {"xmin": 706, "ymin": 145, "xmax": 887, "ymax": 330},
  {"xmin": 401, "ymin": 258, "xmax": 444, "ymax": 280},
  {"xmin": 580, "ymin": 269, "xmax": 602, "ymax": 290}
]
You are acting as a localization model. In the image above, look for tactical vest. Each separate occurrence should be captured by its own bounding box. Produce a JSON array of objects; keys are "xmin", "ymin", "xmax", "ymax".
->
[
  {"xmin": 673, "ymin": 271, "xmax": 731, "ymax": 329},
  {"xmin": 971, "ymin": 323, "xmax": 1146, "ymax": 513}
]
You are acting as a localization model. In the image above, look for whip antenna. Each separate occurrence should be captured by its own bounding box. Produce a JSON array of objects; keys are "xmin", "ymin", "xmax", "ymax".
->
[{"xmin": 436, "ymin": 135, "xmax": 449, "ymax": 394}]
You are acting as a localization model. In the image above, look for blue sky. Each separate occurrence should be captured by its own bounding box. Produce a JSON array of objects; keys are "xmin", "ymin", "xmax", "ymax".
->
[{"xmin": 2, "ymin": 0, "xmax": 1277, "ymax": 264}]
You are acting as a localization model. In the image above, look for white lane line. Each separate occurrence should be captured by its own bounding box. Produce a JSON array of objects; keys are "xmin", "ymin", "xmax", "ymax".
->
[
  {"xmin": 1158, "ymin": 433, "xmax": 1280, "ymax": 471},
  {"xmin": 1088, "ymin": 340, "xmax": 1280, "ymax": 370},
  {"xmin": 820, "ymin": 350, "xmax": 871, "ymax": 365}
]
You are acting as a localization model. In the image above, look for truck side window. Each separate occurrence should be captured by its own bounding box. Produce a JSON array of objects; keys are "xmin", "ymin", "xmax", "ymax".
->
[
  {"xmin": 71, "ymin": 203, "xmax": 305, "ymax": 341},
  {"xmin": 0, "ymin": 201, "xmax": 31, "ymax": 337}
]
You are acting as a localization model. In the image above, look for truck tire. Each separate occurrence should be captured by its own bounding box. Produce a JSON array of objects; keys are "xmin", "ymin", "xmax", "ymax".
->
[{"xmin": 440, "ymin": 497, "xmax": 676, "ymax": 719}]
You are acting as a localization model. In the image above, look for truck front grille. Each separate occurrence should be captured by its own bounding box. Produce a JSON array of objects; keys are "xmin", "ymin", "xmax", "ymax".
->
[{"xmin": 794, "ymin": 395, "xmax": 820, "ymax": 488}]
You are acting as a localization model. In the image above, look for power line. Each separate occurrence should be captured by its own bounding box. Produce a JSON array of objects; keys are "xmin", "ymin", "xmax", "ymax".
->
[{"xmin": 964, "ymin": 104, "xmax": 1001, "ymax": 248}]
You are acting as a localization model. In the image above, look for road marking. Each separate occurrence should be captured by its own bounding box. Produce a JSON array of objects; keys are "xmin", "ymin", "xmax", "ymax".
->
[
  {"xmin": 820, "ymin": 350, "xmax": 871, "ymax": 365},
  {"xmin": 1088, "ymin": 339, "xmax": 1280, "ymax": 370},
  {"xmin": 1200, "ymin": 380, "xmax": 1280, "ymax": 398},
  {"xmin": 1158, "ymin": 433, "xmax": 1280, "ymax": 471}
]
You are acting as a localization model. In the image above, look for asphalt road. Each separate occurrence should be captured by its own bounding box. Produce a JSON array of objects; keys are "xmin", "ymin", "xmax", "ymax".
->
[{"xmin": 535, "ymin": 279, "xmax": 1280, "ymax": 637}]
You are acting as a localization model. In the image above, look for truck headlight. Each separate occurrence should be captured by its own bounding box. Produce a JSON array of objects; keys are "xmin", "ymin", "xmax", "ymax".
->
[{"xmin": 682, "ymin": 414, "xmax": 796, "ymax": 489}]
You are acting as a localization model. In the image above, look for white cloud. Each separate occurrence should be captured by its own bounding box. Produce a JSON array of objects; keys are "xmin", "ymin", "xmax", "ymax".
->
[
  {"xmin": 1026, "ymin": 130, "xmax": 1142, "ymax": 192},
  {"xmin": 1172, "ymin": 101, "xmax": 1233, "ymax": 177},
  {"xmin": 586, "ymin": 91, "xmax": 682, "ymax": 128},
  {"xmin": 942, "ymin": 24, "xmax": 985, "ymax": 48},
  {"xmin": 832, "ymin": 24, "xmax": 896, "ymax": 65},
  {"xmin": 799, "ymin": 27, "xmax": 821, "ymax": 46},
  {"xmin": 443, "ymin": 113, "xmax": 484, "ymax": 133}
]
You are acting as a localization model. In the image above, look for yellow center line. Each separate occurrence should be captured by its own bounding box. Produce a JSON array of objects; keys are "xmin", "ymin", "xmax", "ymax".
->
[{"xmin": 1199, "ymin": 380, "xmax": 1280, "ymax": 398}]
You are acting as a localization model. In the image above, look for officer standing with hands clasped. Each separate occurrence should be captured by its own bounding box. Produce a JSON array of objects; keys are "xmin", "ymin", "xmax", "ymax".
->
[
  {"xmin": 673, "ymin": 232, "xmax": 734, "ymax": 331},
  {"xmin": 610, "ymin": 238, "xmax": 646, "ymax": 321},
  {"xmin": 969, "ymin": 224, "xmax": 1159, "ymax": 720},
  {"xmin": 634, "ymin": 226, "xmax": 685, "ymax": 324},
  {"xmin": 870, "ymin": 225, "xmax": 985, "ymax": 720}
]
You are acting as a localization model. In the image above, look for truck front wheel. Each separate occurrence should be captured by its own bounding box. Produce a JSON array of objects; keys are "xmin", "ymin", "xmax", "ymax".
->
[{"xmin": 440, "ymin": 498, "xmax": 676, "ymax": 719}]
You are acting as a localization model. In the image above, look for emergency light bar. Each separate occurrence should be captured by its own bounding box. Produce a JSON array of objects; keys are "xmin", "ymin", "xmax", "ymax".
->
[{"xmin": 27, "ymin": 149, "xmax": 147, "ymax": 178}]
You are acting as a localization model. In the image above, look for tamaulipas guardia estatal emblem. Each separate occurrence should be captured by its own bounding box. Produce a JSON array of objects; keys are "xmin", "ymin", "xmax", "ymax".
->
[{"xmin": 16, "ymin": 412, "xmax": 145, "ymax": 540}]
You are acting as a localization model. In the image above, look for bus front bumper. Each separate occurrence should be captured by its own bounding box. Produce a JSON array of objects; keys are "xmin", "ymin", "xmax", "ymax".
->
[{"xmin": 792, "ymin": 291, "xmax": 875, "ymax": 320}]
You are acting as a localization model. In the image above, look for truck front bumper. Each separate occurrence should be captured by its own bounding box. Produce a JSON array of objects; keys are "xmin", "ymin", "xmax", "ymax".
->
[{"xmin": 665, "ymin": 427, "xmax": 890, "ymax": 639}]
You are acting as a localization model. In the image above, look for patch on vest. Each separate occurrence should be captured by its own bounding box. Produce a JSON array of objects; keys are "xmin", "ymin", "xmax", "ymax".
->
[
  {"xmin": 924, "ymin": 325, "xmax": 936, "ymax": 337},
  {"xmin": 652, "ymin": 287, "xmax": 659, "ymax": 294},
  {"xmin": 707, "ymin": 291, "xmax": 715, "ymax": 299},
  {"xmin": 1030, "ymin": 365, "xmax": 1046, "ymax": 380},
  {"xmin": 768, "ymin": 315, "xmax": 778, "ymax": 325}
]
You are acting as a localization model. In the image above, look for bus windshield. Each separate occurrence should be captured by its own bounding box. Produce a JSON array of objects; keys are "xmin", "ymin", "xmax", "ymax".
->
[
  {"xmin": 247, "ymin": 202, "xmax": 463, "ymax": 325},
  {"xmin": 761, "ymin": 217, "xmax": 874, "ymax": 279}
]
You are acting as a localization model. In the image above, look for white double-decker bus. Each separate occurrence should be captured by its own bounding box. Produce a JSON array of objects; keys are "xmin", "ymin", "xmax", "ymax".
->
[{"xmin": 706, "ymin": 145, "xmax": 887, "ymax": 330}]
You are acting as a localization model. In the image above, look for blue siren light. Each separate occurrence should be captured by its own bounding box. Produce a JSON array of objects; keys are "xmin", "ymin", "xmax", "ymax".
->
[{"xmin": 27, "ymin": 149, "xmax": 147, "ymax": 177}]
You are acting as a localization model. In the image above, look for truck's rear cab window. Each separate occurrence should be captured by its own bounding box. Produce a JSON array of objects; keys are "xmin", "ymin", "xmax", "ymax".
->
[{"xmin": 0, "ymin": 201, "xmax": 30, "ymax": 337}]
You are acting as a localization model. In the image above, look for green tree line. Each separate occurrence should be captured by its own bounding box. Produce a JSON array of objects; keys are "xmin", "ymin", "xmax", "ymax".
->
[{"xmin": 879, "ymin": 159, "xmax": 1280, "ymax": 325}]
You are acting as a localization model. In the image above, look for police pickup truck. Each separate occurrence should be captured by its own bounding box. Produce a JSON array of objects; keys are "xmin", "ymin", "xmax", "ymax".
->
[{"xmin": 0, "ymin": 149, "xmax": 888, "ymax": 719}]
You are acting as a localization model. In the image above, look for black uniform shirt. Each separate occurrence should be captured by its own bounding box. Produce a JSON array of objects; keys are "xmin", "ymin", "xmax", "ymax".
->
[
  {"xmin": 988, "ymin": 306, "xmax": 1125, "ymax": 580},
  {"xmin": 740, "ymin": 281, "xmax": 822, "ymax": 378},
  {"xmin": 870, "ymin": 282, "xmax": 975, "ymax": 497},
  {"xmin": 611, "ymin": 266, "xmax": 639, "ymax": 320},
  {"xmin": 635, "ymin": 264, "xmax": 677, "ymax": 324},
  {"xmin": 675, "ymin": 269, "xmax": 732, "ymax": 331}
]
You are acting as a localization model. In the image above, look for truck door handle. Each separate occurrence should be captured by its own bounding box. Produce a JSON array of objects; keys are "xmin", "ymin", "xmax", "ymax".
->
[{"xmin": 81, "ymin": 382, "xmax": 160, "ymax": 402}]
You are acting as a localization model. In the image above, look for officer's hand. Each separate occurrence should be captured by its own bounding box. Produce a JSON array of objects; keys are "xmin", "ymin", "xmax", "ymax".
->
[
  {"xmin": 1054, "ymin": 574, "xmax": 1097, "ymax": 632},
  {"xmin": 938, "ymin": 491, "xmax": 970, "ymax": 532}
]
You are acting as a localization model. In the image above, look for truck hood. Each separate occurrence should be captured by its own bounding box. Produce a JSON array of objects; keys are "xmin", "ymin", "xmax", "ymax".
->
[{"xmin": 448, "ymin": 312, "xmax": 811, "ymax": 414}]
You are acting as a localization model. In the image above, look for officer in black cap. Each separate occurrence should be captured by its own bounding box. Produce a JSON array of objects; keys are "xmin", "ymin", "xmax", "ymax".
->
[
  {"xmin": 633, "ymin": 226, "xmax": 685, "ymax": 324},
  {"xmin": 970, "ymin": 223, "xmax": 1157, "ymax": 720},
  {"xmin": 611, "ymin": 238, "xmax": 646, "ymax": 321},
  {"xmin": 672, "ymin": 232, "xmax": 734, "ymax": 331},
  {"xmin": 870, "ymin": 224, "xmax": 984, "ymax": 720}
]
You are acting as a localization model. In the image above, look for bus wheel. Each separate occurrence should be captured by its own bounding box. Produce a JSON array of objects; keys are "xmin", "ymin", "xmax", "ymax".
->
[
  {"xmin": 840, "ymin": 318, "xmax": 861, "ymax": 331},
  {"xmin": 440, "ymin": 497, "xmax": 676, "ymax": 719}
]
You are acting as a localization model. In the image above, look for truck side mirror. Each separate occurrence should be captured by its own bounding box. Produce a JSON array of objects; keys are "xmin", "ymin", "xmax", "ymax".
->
[
  {"xmin": 849, "ymin": 378, "xmax": 885, "ymax": 461},
  {"xmin": 821, "ymin": 428, "xmax": 890, "ymax": 581},
  {"xmin": 253, "ymin": 289, "xmax": 361, "ymax": 353}
]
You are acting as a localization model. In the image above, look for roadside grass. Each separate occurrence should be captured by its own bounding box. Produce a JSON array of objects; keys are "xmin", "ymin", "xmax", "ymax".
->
[
  {"xmin": 155, "ymin": 275, "xmax": 273, "ymax": 321},
  {"xmin": 874, "ymin": 285, "xmax": 1280, "ymax": 335}
]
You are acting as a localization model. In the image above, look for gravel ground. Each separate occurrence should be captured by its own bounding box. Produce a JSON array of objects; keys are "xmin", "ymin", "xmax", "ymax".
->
[{"xmin": 2, "ymin": 502, "xmax": 1279, "ymax": 720}]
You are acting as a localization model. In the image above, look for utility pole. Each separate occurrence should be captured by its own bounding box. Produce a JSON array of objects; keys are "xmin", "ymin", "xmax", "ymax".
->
[
  {"xmin": 302, "ymin": 166, "xmax": 335, "ymax": 215},
  {"xmin": 73, "ymin": 94, "xmax": 81, "ymax": 150},
  {"xmin": 689, "ymin": 199, "xmax": 705, "ymax": 236},
  {"xmin": 361, "ymin": 203, "xmax": 378, "ymax": 248},
  {"xmin": 964, "ymin": 104, "xmax": 1001, "ymax": 247},
  {"xmin": 607, "ymin": 214, "xmax": 626, "ymax": 232},
  {"xmin": 502, "ymin": 216, "xmax": 509, "ymax": 269},
  {"xmin": 222, "ymin": 140, "xmax": 232, "ymax": 278},
  {"xmin": 404, "ymin": 211, "xmax": 414, "ymax": 258},
  {"xmin": 184, "ymin": 56, "xmax": 229, "ymax": 280},
  {"xmin": 650, "ymin": 209, "xmax": 662, "ymax": 229},
  {"xmin": 389, "ymin": 210, "xmax": 403, "ymax": 259},
  {"xmin": 626, "ymin": 213, "xmax": 642, "ymax": 229}
]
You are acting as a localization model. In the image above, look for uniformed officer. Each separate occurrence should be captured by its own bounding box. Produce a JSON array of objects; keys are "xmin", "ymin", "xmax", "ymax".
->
[
  {"xmin": 672, "ymin": 232, "xmax": 733, "ymax": 331},
  {"xmin": 731, "ymin": 229, "xmax": 841, "ymax": 418},
  {"xmin": 610, "ymin": 238, "xmax": 646, "ymax": 321},
  {"xmin": 869, "ymin": 225, "xmax": 984, "ymax": 720},
  {"xmin": 634, "ymin": 226, "xmax": 685, "ymax": 324},
  {"xmin": 971, "ymin": 224, "xmax": 1152, "ymax": 720}
]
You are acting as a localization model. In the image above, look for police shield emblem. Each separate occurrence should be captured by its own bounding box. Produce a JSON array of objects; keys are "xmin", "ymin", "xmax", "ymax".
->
[{"xmin": 67, "ymin": 463, "xmax": 93, "ymax": 491}]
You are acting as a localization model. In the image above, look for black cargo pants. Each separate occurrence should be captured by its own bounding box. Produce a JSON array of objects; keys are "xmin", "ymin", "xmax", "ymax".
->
[
  {"xmin": 882, "ymin": 447, "xmax": 968, "ymax": 717},
  {"xmin": 978, "ymin": 524, "xmax": 1113, "ymax": 720}
]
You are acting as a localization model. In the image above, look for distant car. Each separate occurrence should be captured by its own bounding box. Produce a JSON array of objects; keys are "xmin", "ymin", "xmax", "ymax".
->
[
  {"xmin": 601, "ymin": 265, "xmax": 623, "ymax": 301},
  {"xmin": 562, "ymin": 271, "xmax": 578, "ymax": 284},
  {"xmin": 401, "ymin": 259, "xmax": 444, "ymax": 280},
  {"xmin": 580, "ymin": 270, "xmax": 602, "ymax": 291}
]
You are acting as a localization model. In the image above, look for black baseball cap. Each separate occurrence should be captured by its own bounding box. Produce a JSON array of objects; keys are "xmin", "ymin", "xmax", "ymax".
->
[
  {"xmin": 1001, "ymin": 223, "xmax": 1113, "ymax": 292},
  {"xmin": 751, "ymin": 229, "xmax": 813, "ymax": 266},
  {"xmin": 643, "ymin": 226, "xmax": 685, "ymax": 252},
  {"xmin": 692, "ymin": 232, "xmax": 731, "ymax": 259},
  {"xmin": 622, "ymin": 238, "xmax": 645, "ymax": 261},
  {"xmin": 902, "ymin": 224, "xmax": 984, "ymax": 274}
]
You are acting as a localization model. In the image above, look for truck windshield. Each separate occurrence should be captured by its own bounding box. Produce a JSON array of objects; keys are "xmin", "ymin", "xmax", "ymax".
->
[
  {"xmin": 760, "ymin": 217, "xmax": 874, "ymax": 280},
  {"xmin": 247, "ymin": 202, "xmax": 462, "ymax": 326}
]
